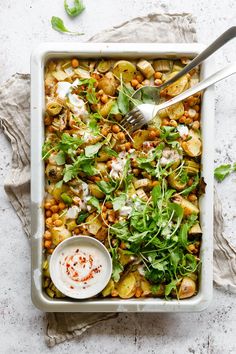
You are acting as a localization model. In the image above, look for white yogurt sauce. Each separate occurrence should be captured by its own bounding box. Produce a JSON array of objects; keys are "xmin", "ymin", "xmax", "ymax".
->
[{"xmin": 52, "ymin": 242, "xmax": 109, "ymax": 297}]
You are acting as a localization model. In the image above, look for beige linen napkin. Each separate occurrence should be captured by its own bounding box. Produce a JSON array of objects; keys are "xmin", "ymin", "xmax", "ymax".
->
[{"xmin": 0, "ymin": 12, "xmax": 236, "ymax": 348}]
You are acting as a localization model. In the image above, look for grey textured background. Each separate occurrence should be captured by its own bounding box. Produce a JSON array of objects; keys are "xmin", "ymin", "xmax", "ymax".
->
[{"xmin": 0, "ymin": 0, "xmax": 236, "ymax": 353}]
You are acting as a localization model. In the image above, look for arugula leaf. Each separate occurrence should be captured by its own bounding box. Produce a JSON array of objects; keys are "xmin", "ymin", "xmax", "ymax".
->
[
  {"xmin": 103, "ymin": 147, "xmax": 118, "ymax": 158},
  {"xmin": 85, "ymin": 142, "xmax": 103, "ymax": 158},
  {"xmin": 77, "ymin": 212, "xmax": 89, "ymax": 224},
  {"xmin": 51, "ymin": 16, "xmax": 84, "ymax": 35},
  {"xmin": 75, "ymin": 78, "xmax": 98, "ymax": 104},
  {"xmin": 59, "ymin": 133, "xmax": 83, "ymax": 158},
  {"xmin": 214, "ymin": 163, "xmax": 236, "ymax": 182},
  {"xmin": 178, "ymin": 223, "xmax": 189, "ymax": 248},
  {"xmin": 110, "ymin": 102, "xmax": 120, "ymax": 115},
  {"xmin": 54, "ymin": 151, "xmax": 66, "ymax": 165},
  {"xmin": 117, "ymin": 88, "xmax": 129, "ymax": 115},
  {"xmin": 64, "ymin": 0, "xmax": 85, "ymax": 17},
  {"xmin": 96, "ymin": 180, "xmax": 117, "ymax": 194},
  {"xmin": 165, "ymin": 279, "xmax": 178, "ymax": 296},
  {"xmin": 63, "ymin": 155, "xmax": 96, "ymax": 182},
  {"xmin": 87, "ymin": 196, "xmax": 101, "ymax": 212},
  {"xmin": 112, "ymin": 194, "xmax": 126, "ymax": 211},
  {"xmin": 151, "ymin": 184, "xmax": 162, "ymax": 206},
  {"xmin": 181, "ymin": 175, "xmax": 199, "ymax": 196},
  {"xmin": 111, "ymin": 248, "xmax": 124, "ymax": 282},
  {"xmin": 42, "ymin": 141, "xmax": 58, "ymax": 160}
]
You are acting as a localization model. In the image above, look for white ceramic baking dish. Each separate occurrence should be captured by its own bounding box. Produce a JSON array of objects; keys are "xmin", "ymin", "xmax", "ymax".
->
[{"xmin": 31, "ymin": 43, "xmax": 214, "ymax": 312}]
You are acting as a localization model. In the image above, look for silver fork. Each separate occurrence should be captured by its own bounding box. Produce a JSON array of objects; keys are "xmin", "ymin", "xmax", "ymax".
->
[
  {"xmin": 121, "ymin": 62, "xmax": 236, "ymax": 134},
  {"xmin": 133, "ymin": 27, "xmax": 236, "ymax": 104}
]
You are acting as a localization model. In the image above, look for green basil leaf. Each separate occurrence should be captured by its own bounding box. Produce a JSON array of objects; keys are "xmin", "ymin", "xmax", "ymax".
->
[{"xmin": 64, "ymin": 0, "xmax": 85, "ymax": 17}]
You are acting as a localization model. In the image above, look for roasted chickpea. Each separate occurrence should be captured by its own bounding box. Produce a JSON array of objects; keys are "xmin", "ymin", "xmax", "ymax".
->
[
  {"xmin": 100, "ymin": 94, "xmax": 108, "ymax": 104},
  {"xmin": 154, "ymin": 72, "xmax": 162, "ymax": 79},
  {"xmin": 44, "ymin": 240, "xmax": 52, "ymax": 249},
  {"xmin": 169, "ymin": 120, "xmax": 178, "ymax": 127},
  {"xmin": 125, "ymin": 142, "xmax": 131, "ymax": 150},
  {"xmin": 131, "ymin": 79, "xmax": 139, "ymax": 87},
  {"xmin": 44, "ymin": 230, "xmax": 52, "ymax": 240},
  {"xmin": 105, "ymin": 201, "xmax": 113, "ymax": 209},
  {"xmin": 117, "ymin": 132, "xmax": 125, "ymax": 141},
  {"xmin": 112, "ymin": 124, "xmax": 120, "ymax": 133},
  {"xmin": 154, "ymin": 79, "xmax": 162, "ymax": 86},
  {"xmin": 192, "ymin": 121, "xmax": 200, "ymax": 130},
  {"xmin": 148, "ymin": 130, "xmax": 157, "ymax": 140},
  {"xmin": 71, "ymin": 58, "xmax": 79, "ymax": 68},
  {"xmin": 45, "ymin": 210, "xmax": 52, "ymax": 218},
  {"xmin": 51, "ymin": 205, "xmax": 59, "ymax": 213},
  {"xmin": 58, "ymin": 202, "xmax": 66, "ymax": 210},
  {"xmin": 54, "ymin": 219, "xmax": 63, "ymax": 227}
]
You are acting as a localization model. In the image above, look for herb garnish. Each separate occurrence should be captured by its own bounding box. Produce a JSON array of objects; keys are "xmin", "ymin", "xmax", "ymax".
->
[
  {"xmin": 51, "ymin": 16, "xmax": 84, "ymax": 35},
  {"xmin": 214, "ymin": 163, "xmax": 236, "ymax": 182},
  {"xmin": 64, "ymin": 0, "xmax": 85, "ymax": 17}
]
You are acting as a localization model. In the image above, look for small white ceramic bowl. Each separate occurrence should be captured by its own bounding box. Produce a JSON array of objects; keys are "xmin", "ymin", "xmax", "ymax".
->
[{"xmin": 49, "ymin": 236, "xmax": 112, "ymax": 299}]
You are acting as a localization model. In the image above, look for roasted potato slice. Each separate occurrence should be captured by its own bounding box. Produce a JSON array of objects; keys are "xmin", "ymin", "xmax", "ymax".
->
[
  {"xmin": 137, "ymin": 59, "xmax": 155, "ymax": 79},
  {"xmin": 113, "ymin": 60, "xmax": 136, "ymax": 82},
  {"xmin": 166, "ymin": 101, "xmax": 184, "ymax": 120},
  {"xmin": 173, "ymin": 195, "xmax": 199, "ymax": 216},
  {"xmin": 99, "ymin": 99, "xmax": 115, "ymax": 117},
  {"xmin": 46, "ymin": 101, "xmax": 63, "ymax": 116},
  {"xmin": 132, "ymin": 130, "xmax": 149, "ymax": 149},
  {"xmin": 165, "ymin": 73, "xmax": 189, "ymax": 97},
  {"xmin": 102, "ymin": 279, "xmax": 115, "ymax": 297},
  {"xmin": 86, "ymin": 214, "xmax": 102, "ymax": 235},
  {"xmin": 117, "ymin": 273, "xmax": 136, "ymax": 299},
  {"xmin": 88, "ymin": 184, "xmax": 105, "ymax": 199},
  {"xmin": 168, "ymin": 171, "xmax": 187, "ymax": 191},
  {"xmin": 51, "ymin": 226, "xmax": 71, "ymax": 245},
  {"xmin": 140, "ymin": 279, "xmax": 152, "ymax": 296},
  {"xmin": 179, "ymin": 277, "xmax": 196, "ymax": 299},
  {"xmin": 182, "ymin": 130, "xmax": 202, "ymax": 157},
  {"xmin": 98, "ymin": 72, "xmax": 117, "ymax": 96}
]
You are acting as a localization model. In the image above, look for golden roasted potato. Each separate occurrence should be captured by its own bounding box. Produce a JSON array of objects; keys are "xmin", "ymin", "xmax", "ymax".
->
[
  {"xmin": 168, "ymin": 171, "xmax": 187, "ymax": 191},
  {"xmin": 86, "ymin": 214, "xmax": 102, "ymax": 235},
  {"xmin": 113, "ymin": 60, "xmax": 136, "ymax": 82},
  {"xmin": 178, "ymin": 277, "xmax": 196, "ymax": 299},
  {"xmin": 117, "ymin": 272, "xmax": 136, "ymax": 299},
  {"xmin": 165, "ymin": 73, "xmax": 189, "ymax": 97},
  {"xmin": 98, "ymin": 72, "xmax": 117, "ymax": 96},
  {"xmin": 88, "ymin": 184, "xmax": 105, "ymax": 199},
  {"xmin": 173, "ymin": 195, "xmax": 199, "ymax": 216},
  {"xmin": 102, "ymin": 279, "xmax": 115, "ymax": 297},
  {"xmin": 182, "ymin": 130, "xmax": 202, "ymax": 157},
  {"xmin": 46, "ymin": 101, "xmax": 63, "ymax": 116},
  {"xmin": 133, "ymin": 130, "xmax": 149, "ymax": 149},
  {"xmin": 45, "ymin": 164, "xmax": 64, "ymax": 182},
  {"xmin": 51, "ymin": 226, "xmax": 71, "ymax": 246},
  {"xmin": 166, "ymin": 101, "xmax": 184, "ymax": 120},
  {"xmin": 99, "ymin": 99, "xmax": 115, "ymax": 117}
]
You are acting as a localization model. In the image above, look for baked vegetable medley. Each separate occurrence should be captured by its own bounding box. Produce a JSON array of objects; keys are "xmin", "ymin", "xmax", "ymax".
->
[{"xmin": 42, "ymin": 56, "xmax": 204, "ymax": 300}]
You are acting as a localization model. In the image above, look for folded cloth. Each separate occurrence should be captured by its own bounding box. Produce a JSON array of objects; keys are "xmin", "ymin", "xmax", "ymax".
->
[{"xmin": 0, "ymin": 12, "xmax": 235, "ymax": 348}]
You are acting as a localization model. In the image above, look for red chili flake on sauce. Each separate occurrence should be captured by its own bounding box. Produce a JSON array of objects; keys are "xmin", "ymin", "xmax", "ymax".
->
[{"xmin": 70, "ymin": 286, "xmax": 74, "ymax": 289}]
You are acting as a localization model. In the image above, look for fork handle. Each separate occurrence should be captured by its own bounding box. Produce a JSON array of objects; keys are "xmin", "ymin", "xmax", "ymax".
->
[
  {"xmin": 154, "ymin": 62, "xmax": 236, "ymax": 114},
  {"xmin": 161, "ymin": 27, "xmax": 236, "ymax": 89}
]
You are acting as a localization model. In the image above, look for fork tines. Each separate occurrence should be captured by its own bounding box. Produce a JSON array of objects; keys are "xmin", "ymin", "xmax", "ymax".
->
[{"xmin": 120, "ymin": 107, "xmax": 146, "ymax": 134}]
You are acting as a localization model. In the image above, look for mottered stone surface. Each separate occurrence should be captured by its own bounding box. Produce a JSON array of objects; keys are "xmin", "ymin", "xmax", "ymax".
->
[{"xmin": 0, "ymin": 0, "xmax": 236, "ymax": 353}]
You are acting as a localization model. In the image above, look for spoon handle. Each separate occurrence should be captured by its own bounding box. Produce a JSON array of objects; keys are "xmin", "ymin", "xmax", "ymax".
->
[
  {"xmin": 161, "ymin": 27, "xmax": 236, "ymax": 89},
  {"xmin": 155, "ymin": 62, "xmax": 236, "ymax": 114}
]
